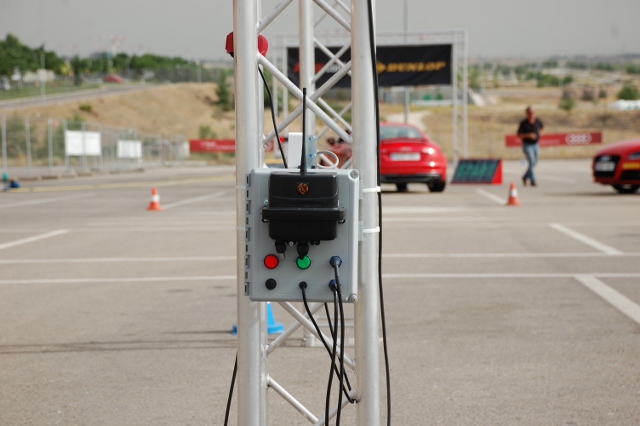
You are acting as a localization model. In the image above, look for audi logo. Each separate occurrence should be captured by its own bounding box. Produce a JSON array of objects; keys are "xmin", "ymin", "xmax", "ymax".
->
[{"xmin": 565, "ymin": 133, "xmax": 592, "ymax": 145}]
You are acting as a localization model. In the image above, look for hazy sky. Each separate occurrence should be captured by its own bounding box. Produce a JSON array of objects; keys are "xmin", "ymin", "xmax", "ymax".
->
[{"xmin": 1, "ymin": 0, "xmax": 639, "ymax": 60}]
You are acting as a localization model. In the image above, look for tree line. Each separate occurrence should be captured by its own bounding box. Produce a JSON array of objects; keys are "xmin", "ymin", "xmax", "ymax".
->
[{"xmin": 0, "ymin": 33, "xmax": 199, "ymax": 80}]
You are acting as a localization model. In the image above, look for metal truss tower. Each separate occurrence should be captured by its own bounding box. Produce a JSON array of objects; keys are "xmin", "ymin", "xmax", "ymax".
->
[{"xmin": 232, "ymin": 0, "xmax": 381, "ymax": 424}]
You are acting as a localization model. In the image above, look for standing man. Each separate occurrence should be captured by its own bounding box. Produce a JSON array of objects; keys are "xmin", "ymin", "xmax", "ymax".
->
[{"xmin": 517, "ymin": 106, "xmax": 544, "ymax": 186}]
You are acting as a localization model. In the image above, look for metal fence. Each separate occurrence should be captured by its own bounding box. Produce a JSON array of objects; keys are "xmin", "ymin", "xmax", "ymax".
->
[{"xmin": 1, "ymin": 114, "xmax": 188, "ymax": 179}]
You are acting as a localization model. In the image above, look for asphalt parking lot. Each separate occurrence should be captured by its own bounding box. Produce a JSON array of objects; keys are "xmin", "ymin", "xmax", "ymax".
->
[{"xmin": 1, "ymin": 160, "xmax": 639, "ymax": 425}]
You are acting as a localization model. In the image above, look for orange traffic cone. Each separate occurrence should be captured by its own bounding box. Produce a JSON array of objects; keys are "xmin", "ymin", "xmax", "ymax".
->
[
  {"xmin": 147, "ymin": 188, "xmax": 163, "ymax": 211},
  {"xmin": 506, "ymin": 182, "xmax": 521, "ymax": 206}
]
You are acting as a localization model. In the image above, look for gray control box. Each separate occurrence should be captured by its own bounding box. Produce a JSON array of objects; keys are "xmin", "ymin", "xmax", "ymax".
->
[{"xmin": 245, "ymin": 168, "xmax": 359, "ymax": 303}]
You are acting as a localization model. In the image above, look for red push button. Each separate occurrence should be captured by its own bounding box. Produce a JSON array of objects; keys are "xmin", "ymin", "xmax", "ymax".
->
[{"xmin": 264, "ymin": 254, "xmax": 279, "ymax": 269}]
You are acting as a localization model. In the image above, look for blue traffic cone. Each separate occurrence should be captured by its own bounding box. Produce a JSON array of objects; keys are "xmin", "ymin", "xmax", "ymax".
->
[
  {"xmin": 266, "ymin": 302, "xmax": 285, "ymax": 334},
  {"xmin": 231, "ymin": 302, "xmax": 284, "ymax": 335}
]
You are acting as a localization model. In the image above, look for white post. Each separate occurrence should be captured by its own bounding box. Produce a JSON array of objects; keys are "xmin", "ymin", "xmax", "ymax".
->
[
  {"xmin": 234, "ymin": 0, "xmax": 267, "ymax": 424},
  {"xmin": 463, "ymin": 30, "xmax": 469, "ymax": 159},
  {"xmin": 299, "ymin": 0, "xmax": 318, "ymax": 347},
  {"xmin": 452, "ymin": 34, "xmax": 459, "ymax": 166},
  {"xmin": 283, "ymin": 44, "xmax": 289, "ymax": 121},
  {"xmin": 64, "ymin": 119, "xmax": 69, "ymax": 172},
  {"xmin": 403, "ymin": 0, "xmax": 409, "ymax": 124},
  {"xmin": 98, "ymin": 126, "xmax": 104, "ymax": 171},
  {"xmin": 81, "ymin": 121, "xmax": 87, "ymax": 172},
  {"xmin": 351, "ymin": 0, "xmax": 381, "ymax": 424},
  {"xmin": 48, "ymin": 118, "xmax": 53, "ymax": 175},
  {"xmin": 1, "ymin": 115, "xmax": 7, "ymax": 175},
  {"xmin": 299, "ymin": 0, "xmax": 316, "ymax": 138},
  {"xmin": 25, "ymin": 116, "xmax": 32, "ymax": 177}
]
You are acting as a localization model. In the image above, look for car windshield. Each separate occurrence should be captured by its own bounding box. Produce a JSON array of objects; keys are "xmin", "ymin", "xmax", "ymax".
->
[{"xmin": 380, "ymin": 126, "xmax": 423, "ymax": 141}]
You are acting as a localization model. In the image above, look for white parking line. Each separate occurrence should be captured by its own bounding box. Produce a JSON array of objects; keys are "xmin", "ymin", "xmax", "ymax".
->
[
  {"xmin": 3, "ymin": 252, "xmax": 639, "ymax": 265},
  {"xmin": 475, "ymin": 189, "xmax": 505, "ymax": 205},
  {"xmin": 575, "ymin": 275, "xmax": 640, "ymax": 326},
  {"xmin": 550, "ymin": 223, "xmax": 622, "ymax": 255},
  {"xmin": 3, "ymin": 273, "xmax": 639, "ymax": 285},
  {"xmin": 162, "ymin": 190, "xmax": 228, "ymax": 210},
  {"xmin": 0, "ymin": 256, "xmax": 235, "ymax": 264},
  {"xmin": 382, "ymin": 273, "xmax": 640, "ymax": 279},
  {"xmin": 383, "ymin": 252, "xmax": 640, "ymax": 258},
  {"xmin": 0, "ymin": 193, "xmax": 94, "ymax": 209},
  {"xmin": 0, "ymin": 229, "xmax": 69, "ymax": 251},
  {"xmin": 0, "ymin": 276, "xmax": 235, "ymax": 285}
]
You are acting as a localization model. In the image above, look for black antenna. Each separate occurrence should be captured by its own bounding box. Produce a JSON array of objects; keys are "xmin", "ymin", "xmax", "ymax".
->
[{"xmin": 300, "ymin": 87, "xmax": 307, "ymax": 176}]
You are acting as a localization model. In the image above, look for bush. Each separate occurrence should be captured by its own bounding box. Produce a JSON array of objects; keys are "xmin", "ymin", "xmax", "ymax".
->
[
  {"xmin": 559, "ymin": 97, "xmax": 576, "ymax": 112},
  {"xmin": 617, "ymin": 82, "xmax": 640, "ymax": 100},
  {"xmin": 581, "ymin": 87, "xmax": 595, "ymax": 101},
  {"xmin": 536, "ymin": 73, "xmax": 561, "ymax": 87},
  {"xmin": 79, "ymin": 104, "xmax": 93, "ymax": 113},
  {"xmin": 198, "ymin": 125, "xmax": 217, "ymax": 139},
  {"xmin": 215, "ymin": 68, "xmax": 234, "ymax": 112},
  {"xmin": 598, "ymin": 87, "xmax": 608, "ymax": 99},
  {"xmin": 559, "ymin": 90, "xmax": 576, "ymax": 112},
  {"xmin": 626, "ymin": 65, "xmax": 640, "ymax": 75}
]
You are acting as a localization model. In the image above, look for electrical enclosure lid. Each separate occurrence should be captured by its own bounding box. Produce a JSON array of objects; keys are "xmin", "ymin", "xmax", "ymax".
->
[{"xmin": 245, "ymin": 168, "xmax": 359, "ymax": 303}]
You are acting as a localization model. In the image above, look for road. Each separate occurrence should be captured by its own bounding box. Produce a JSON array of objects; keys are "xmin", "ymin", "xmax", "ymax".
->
[
  {"xmin": 1, "ymin": 161, "xmax": 639, "ymax": 425},
  {"xmin": 0, "ymin": 83, "xmax": 155, "ymax": 111}
]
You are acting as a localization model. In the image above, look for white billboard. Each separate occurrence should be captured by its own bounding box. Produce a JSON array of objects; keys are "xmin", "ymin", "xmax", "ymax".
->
[
  {"xmin": 65, "ymin": 131, "xmax": 102, "ymax": 156},
  {"xmin": 117, "ymin": 140, "xmax": 143, "ymax": 159}
]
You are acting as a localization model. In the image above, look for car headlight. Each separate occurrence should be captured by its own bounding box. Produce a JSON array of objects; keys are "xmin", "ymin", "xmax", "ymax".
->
[{"xmin": 628, "ymin": 152, "xmax": 640, "ymax": 161}]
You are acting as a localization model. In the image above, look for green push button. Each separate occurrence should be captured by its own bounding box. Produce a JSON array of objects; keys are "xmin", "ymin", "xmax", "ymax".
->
[{"xmin": 296, "ymin": 256, "xmax": 311, "ymax": 270}]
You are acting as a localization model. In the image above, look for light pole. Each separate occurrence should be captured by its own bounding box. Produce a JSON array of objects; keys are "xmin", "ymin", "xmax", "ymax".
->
[
  {"xmin": 39, "ymin": 52, "xmax": 46, "ymax": 105},
  {"xmin": 404, "ymin": 0, "xmax": 410, "ymax": 123}
]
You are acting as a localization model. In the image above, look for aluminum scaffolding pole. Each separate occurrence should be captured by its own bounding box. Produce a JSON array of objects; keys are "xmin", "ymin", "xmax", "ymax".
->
[
  {"xmin": 351, "ymin": 0, "xmax": 382, "ymax": 424},
  {"xmin": 233, "ymin": 0, "xmax": 383, "ymax": 423},
  {"xmin": 233, "ymin": 0, "xmax": 267, "ymax": 424},
  {"xmin": 299, "ymin": 0, "xmax": 317, "ymax": 347}
]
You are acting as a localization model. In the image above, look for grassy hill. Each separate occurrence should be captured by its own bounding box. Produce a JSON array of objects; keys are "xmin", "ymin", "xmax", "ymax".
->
[{"xmin": 8, "ymin": 82, "xmax": 640, "ymax": 161}]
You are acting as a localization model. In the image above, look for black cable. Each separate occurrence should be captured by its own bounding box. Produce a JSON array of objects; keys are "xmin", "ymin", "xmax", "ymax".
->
[
  {"xmin": 365, "ymin": 0, "xmax": 391, "ymax": 424},
  {"xmin": 324, "ymin": 300, "xmax": 355, "ymax": 400},
  {"xmin": 324, "ymin": 302, "xmax": 333, "ymax": 339},
  {"xmin": 333, "ymin": 264, "xmax": 346, "ymax": 426},
  {"xmin": 223, "ymin": 354, "xmax": 238, "ymax": 426},
  {"xmin": 300, "ymin": 282, "xmax": 355, "ymax": 404},
  {"xmin": 258, "ymin": 66, "xmax": 288, "ymax": 168},
  {"xmin": 325, "ymin": 288, "xmax": 339, "ymax": 426}
]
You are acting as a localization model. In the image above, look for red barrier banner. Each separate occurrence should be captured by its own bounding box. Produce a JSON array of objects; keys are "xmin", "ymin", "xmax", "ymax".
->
[
  {"xmin": 190, "ymin": 139, "xmax": 236, "ymax": 153},
  {"xmin": 190, "ymin": 139, "xmax": 275, "ymax": 153},
  {"xmin": 505, "ymin": 132, "xmax": 602, "ymax": 148}
]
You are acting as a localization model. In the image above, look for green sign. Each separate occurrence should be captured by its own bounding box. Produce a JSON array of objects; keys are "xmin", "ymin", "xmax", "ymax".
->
[{"xmin": 451, "ymin": 159, "xmax": 503, "ymax": 184}]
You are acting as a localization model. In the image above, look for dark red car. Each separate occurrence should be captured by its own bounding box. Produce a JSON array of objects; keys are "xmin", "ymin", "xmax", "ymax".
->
[
  {"xmin": 103, "ymin": 74, "xmax": 125, "ymax": 83},
  {"xmin": 593, "ymin": 138, "xmax": 640, "ymax": 194},
  {"xmin": 324, "ymin": 122, "xmax": 448, "ymax": 192}
]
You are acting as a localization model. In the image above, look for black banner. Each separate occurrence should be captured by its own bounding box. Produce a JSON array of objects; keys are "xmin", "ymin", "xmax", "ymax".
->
[{"xmin": 287, "ymin": 44, "xmax": 452, "ymax": 88}]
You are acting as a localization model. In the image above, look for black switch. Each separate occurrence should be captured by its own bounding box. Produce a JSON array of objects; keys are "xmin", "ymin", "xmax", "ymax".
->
[{"xmin": 265, "ymin": 278, "xmax": 277, "ymax": 290}]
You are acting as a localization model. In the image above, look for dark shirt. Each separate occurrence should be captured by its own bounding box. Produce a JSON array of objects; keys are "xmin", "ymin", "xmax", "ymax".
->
[{"xmin": 517, "ymin": 118, "xmax": 544, "ymax": 144}]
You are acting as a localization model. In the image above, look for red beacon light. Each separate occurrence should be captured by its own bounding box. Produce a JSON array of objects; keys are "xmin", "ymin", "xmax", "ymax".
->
[{"xmin": 225, "ymin": 32, "xmax": 269, "ymax": 58}]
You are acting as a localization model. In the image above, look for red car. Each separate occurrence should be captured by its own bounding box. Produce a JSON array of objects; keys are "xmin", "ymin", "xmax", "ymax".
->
[
  {"xmin": 103, "ymin": 74, "xmax": 124, "ymax": 83},
  {"xmin": 593, "ymin": 138, "xmax": 640, "ymax": 194},
  {"xmin": 325, "ymin": 122, "xmax": 448, "ymax": 192}
]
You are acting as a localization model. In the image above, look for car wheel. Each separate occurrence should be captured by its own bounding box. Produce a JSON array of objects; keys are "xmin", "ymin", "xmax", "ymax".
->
[
  {"xmin": 612, "ymin": 184, "xmax": 640, "ymax": 194},
  {"xmin": 396, "ymin": 183, "xmax": 408, "ymax": 192},
  {"xmin": 428, "ymin": 181, "xmax": 446, "ymax": 193}
]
